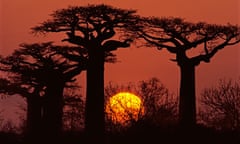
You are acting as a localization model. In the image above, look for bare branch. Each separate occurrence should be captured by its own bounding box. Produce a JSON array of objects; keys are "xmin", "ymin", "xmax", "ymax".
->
[{"xmin": 139, "ymin": 33, "xmax": 177, "ymax": 53}]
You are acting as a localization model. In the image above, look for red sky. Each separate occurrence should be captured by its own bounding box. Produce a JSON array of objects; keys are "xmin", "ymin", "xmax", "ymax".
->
[{"xmin": 0, "ymin": 0, "xmax": 240, "ymax": 121}]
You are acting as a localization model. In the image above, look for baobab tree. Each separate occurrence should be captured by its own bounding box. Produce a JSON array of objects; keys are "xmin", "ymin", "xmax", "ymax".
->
[
  {"xmin": 136, "ymin": 17, "xmax": 240, "ymax": 128},
  {"xmin": 0, "ymin": 42, "xmax": 88, "ymax": 142},
  {"xmin": 32, "ymin": 4, "xmax": 138, "ymax": 141}
]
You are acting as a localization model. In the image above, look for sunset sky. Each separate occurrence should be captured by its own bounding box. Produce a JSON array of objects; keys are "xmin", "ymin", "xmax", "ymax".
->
[{"xmin": 0, "ymin": 0, "xmax": 240, "ymax": 122}]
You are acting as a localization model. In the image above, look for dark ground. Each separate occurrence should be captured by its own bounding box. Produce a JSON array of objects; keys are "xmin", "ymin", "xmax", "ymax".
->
[{"xmin": 0, "ymin": 125, "xmax": 239, "ymax": 144}]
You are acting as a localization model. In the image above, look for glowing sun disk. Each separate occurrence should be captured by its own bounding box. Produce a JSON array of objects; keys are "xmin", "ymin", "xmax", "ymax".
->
[{"xmin": 107, "ymin": 92, "xmax": 144, "ymax": 124}]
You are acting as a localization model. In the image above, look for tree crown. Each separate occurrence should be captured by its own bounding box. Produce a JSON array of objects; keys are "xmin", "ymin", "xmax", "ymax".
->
[
  {"xmin": 32, "ymin": 4, "xmax": 138, "ymax": 42},
  {"xmin": 136, "ymin": 17, "xmax": 240, "ymax": 65}
]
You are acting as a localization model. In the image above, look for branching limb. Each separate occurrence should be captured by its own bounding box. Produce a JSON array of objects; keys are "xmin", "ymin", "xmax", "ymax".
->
[{"xmin": 102, "ymin": 39, "xmax": 133, "ymax": 51}]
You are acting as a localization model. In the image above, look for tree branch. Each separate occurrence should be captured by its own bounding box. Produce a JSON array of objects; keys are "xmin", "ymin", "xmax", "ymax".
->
[
  {"xmin": 191, "ymin": 37, "xmax": 240, "ymax": 65},
  {"xmin": 102, "ymin": 39, "xmax": 132, "ymax": 51},
  {"xmin": 62, "ymin": 32, "xmax": 88, "ymax": 47},
  {"xmin": 97, "ymin": 26, "xmax": 116, "ymax": 42},
  {"xmin": 139, "ymin": 33, "xmax": 177, "ymax": 53}
]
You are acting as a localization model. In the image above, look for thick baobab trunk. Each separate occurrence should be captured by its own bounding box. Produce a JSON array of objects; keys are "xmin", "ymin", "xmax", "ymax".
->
[
  {"xmin": 179, "ymin": 63, "xmax": 196, "ymax": 128},
  {"xmin": 42, "ymin": 78, "xmax": 64, "ymax": 142},
  {"xmin": 26, "ymin": 95, "xmax": 42, "ymax": 143},
  {"xmin": 85, "ymin": 48, "xmax": 105, "ymax": 143}
]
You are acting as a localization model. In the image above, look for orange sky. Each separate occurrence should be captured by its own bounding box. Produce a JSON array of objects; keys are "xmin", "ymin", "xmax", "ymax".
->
[{"xmin": 0, "ymin": 0, "xmax": 240, "ymax": 103}]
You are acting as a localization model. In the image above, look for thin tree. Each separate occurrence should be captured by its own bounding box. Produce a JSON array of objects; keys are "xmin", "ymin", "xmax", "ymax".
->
[
  {"xmin": 32, "ymin": 4, "xmax": 138, "ymax": 141},
  {"xmin": 136, "ymin": 17, "xmax": 240, "ymax": 128},
  {"xmin": 63, "ymin": 88, "xmax": 85, "ymax": 132},
  {"xmin": 105, "ymin": 77, "xmax": 177, "ymax": 131},
  {"xmin": 138, "ymin": 77, "xmax": 178, "ymax": 127},
  {"xmin": 104, "ymin": 78, "xmax": 178, "ymax": 144},
  {"xmin": 200, "ymin": 78, "xmax": 240, "ymax": 131}
]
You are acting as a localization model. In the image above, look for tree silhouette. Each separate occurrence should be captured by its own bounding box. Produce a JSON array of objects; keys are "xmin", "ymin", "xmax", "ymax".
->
[
  {"xmin": 136, "ymin": 17, "xmax": 240, "ymax": 128},
  {"xmin": 32, "ymin": 4, "xmax": 138, "ymax": 142},
  {"xmin": 199, "ymin": 78, "xmax": 240, "ymax": 131},
  {"xmin": 0, "ymin": 42, "xmax": 88, "ymax": 143},
  {"xmin": 105, "ymin": 77, "xmax": 177, "ymax": 131},
  {"xmin": 0, "ymin": 60, "xmax": 42, "ymax": 143},
  {"xmin": 63, "ymin": 88, "xmax": 85, "ymax": 132},
  {"xmin": 104, "ymin": 78, "xmax": 178, "ymax": 144},
  {"xmin": 138, "ymin": 78, "xmax": 178, "ymax": 127}
]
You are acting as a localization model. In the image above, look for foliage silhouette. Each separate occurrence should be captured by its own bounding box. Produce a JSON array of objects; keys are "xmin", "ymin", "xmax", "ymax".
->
[
  {"xmin": 135, "ymin": 17, "xmax": 240, "ymax": 128},
  {"xmin": 32, "ymin": 4, "xmax": 139, "ymax": 142}
]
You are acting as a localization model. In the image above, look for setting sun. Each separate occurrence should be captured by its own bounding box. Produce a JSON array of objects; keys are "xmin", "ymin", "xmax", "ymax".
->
[{"xmin": 106, "ymin": 92, "xmax": 144, "ymax": 125}]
